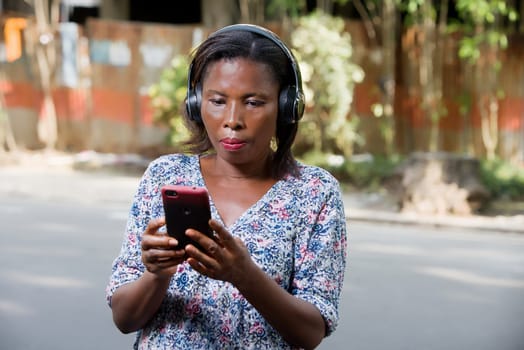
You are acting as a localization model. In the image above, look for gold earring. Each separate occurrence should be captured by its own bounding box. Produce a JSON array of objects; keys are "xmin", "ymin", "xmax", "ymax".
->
[{"xmin": 270, "ymin": 137, "xmax": 278, "ymax": 151}]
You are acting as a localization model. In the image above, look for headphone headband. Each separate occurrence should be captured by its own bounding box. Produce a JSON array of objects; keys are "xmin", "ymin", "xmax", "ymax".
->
[
  {"xmin": 209, "ymin": 24, "xmax": 303, "ymax": 96},
  {"xmin": 186, "ymin": 24, "xmax": 305, "ymax": 124}
]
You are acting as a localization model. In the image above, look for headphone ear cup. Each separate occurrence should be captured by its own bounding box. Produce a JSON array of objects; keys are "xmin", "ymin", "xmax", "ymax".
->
[
  {"xmin": 186, "ymin": 84, "xmax": 202, "ymax": 123},
  {"xmin": 279, "ymin": 86, "xmax": 304, "ymax": 124},
  {"xmin": 295, "ymin": 90, "xmax": 305, "ymax": 121},
  {"xmin": 278, "ymin": 86, "xmax": 294, "ymax": 124}
]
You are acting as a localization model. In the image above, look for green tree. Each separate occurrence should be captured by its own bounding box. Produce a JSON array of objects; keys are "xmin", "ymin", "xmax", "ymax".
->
[
  {"xmin": 399, "ymin": 0, "xmax": 449, "ymax": 153},
  {"xmin": 148, "ymin": 55, "xmax": 191, "ymax": 149},
  {"xmin": 353, "ymin": 0, "xmax": 399, "ymax": 156},
  {"xmin": 453, "ymin": 0, "xmax": 518, "ymax": 160},
  {"xmin": 291, "ymin": 11, "xmax": 364, "ymax": 160}
]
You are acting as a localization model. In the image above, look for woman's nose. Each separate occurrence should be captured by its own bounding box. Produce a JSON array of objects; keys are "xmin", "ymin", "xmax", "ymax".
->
[{"xmin": 223, "ymin": 103, "xmax": 244, "ymax": 130}]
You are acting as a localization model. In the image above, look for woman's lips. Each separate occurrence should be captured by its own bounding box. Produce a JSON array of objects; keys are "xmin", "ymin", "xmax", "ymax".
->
[{"xmin": 220, "ymin": 138, "xmax": 247, "ymax": 151}]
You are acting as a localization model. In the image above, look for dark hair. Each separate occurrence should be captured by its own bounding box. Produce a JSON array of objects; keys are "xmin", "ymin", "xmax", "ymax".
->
[{"xmin": 182, "ymin": 28, "xmax": 300, "ymax": 179}]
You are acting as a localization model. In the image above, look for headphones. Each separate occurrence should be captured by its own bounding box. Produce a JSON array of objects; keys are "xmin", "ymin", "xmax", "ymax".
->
[{"xmin": 185, "ymin": 24, "xmax": 305, "ymax": 125}]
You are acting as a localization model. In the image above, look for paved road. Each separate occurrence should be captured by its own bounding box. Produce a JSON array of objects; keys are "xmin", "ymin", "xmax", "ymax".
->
[
  {"xmin": 319, "ymin": 222, "xmax": 524, "ymax": 350},
  {"xmin": 1, "ymin": 192, "xmax": 523, "ymax": 349},
  {"xmin": 0, "ymin": 196, "xmax": 136, "ymax": 349}
]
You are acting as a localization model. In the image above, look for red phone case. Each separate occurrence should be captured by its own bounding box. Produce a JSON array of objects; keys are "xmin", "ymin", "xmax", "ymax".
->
[{"xmin": 161, "ymin": 185, "xmax": 212, "ymax": 250}]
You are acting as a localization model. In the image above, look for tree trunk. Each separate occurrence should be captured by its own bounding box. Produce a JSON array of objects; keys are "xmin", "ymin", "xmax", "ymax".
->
[
  {"xmin": 474, "ymin": 22, "xmax": 500, "ymax": 161},
  {"xmin": 317, "ymin": 0, "xmax": 334, "ymax": 14},
  {"xmin": 201, "ymin": 0, "xmax": 238, "ymax": 27},
  {"xmin": 419, "ymin": 0, "xmax": 438, "ymax": 152},
  {"xmin": 0, "ymin": 70, "xmax": 18, "ymax": 153},
  {"xmin": 35, "ymin": 42, "xmax": 58, "ymax": 150},
  {"xmin": 479, "ymin": 94, "xmax": 499, "ymax": 160},
  {"xmin": 32, "ymin": 0, "xmax": 60, "ymax": 150},
  {"xmin": 238, "ymin": 0, "xmax": 265, "ymax": 23},
  {"xmin": 380, "ymin": 0, "xmax": 397, "ymax": 155}
]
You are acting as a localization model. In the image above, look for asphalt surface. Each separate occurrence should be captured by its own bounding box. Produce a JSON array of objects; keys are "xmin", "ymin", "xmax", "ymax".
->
[{"xmin": 1, "ymin": 187, "xmax": 523, "ymax": 350}]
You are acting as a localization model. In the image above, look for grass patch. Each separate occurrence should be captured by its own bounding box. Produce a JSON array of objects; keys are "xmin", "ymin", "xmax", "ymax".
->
[
  {"xmin": 298, "ymin": 152, "xmax": 402, "ymax": 191},
  {"xmin": 480, "ymin": 158, "xmax": 524, "ymax": 200}
]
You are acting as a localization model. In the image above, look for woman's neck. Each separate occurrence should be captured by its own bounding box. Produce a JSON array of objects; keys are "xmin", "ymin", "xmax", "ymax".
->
[{"xmin": 202, "ymin": 154, "xmax": 273, "ymax": 181}]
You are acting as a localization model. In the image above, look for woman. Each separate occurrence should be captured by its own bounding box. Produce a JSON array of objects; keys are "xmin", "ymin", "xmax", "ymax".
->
[{"xmin": 106, "ymin": 24, "xmax": 348, "ymax": 350}]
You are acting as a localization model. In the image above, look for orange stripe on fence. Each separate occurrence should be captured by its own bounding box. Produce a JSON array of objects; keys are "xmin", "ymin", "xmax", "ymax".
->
[
  {"xmin": 0, "ymin": 81, "xmax": 40, "ymax": 108},
  {"xmin": 91, "ymin": 88, "xmax": 134, "ymax": 123},
  {"xmin": 499, "ymin": 97, "xmax": 524, "ymax": 130},
  {"xmin": 140, "ymin": 94, "xmax": 154, "ymax": 125},
  {"xmin": 53, "ymin": 87, "xmax": 89, "ymax": 121}
]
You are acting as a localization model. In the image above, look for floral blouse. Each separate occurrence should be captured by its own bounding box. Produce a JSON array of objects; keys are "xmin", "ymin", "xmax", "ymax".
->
[{"xmin": 106, "ymin": 154, "xmax": 348, "ymax": 350}]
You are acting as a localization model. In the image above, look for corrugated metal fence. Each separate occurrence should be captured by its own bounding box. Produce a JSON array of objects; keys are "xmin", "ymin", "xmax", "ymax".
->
[{"xmin": 1, "ymin": 16, "xmax": 523, "ymax": 161}]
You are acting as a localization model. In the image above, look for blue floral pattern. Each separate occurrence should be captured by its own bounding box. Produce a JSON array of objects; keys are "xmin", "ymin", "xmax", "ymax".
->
[{"xmin": 106, "ymin": 154, "xmax": 348, "ymax": 349}]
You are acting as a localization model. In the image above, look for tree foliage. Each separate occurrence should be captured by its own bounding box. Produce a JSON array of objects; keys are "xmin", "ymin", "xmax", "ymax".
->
[
  {"xmin": 390, "ymin": 0, "xmax": 519, "ymax": 159},
  {"xmin": 291, "ymin": 11, "xmax": 364, "ymax": 159},
  {"xmin": 452, "ymin": 0, "xmax": 518, "ymax": 160},
  {"xmin": 148, "ymin": 55, "xmax": 190, "ymax": 148}
]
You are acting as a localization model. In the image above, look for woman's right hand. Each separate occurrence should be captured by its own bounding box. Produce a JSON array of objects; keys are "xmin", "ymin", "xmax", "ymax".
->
[{"xmin": 141, "ymin": 217, "xmax": 186, "ymax": 278}]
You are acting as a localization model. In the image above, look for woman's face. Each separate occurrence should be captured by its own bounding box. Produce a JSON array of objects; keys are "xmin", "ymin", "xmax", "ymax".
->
[{"xmin": 200, "ymin": 58, "xmax": 279, "ymax": 167}]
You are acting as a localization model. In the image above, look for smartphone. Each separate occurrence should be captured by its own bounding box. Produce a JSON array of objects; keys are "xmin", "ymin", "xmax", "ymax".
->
[{"xmin": 161, "ymin": 185, "xmax": 212, "ymax": 251}]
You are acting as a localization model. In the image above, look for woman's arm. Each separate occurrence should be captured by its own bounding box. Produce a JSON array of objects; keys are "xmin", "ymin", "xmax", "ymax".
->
[
  {"xmin": 110, "ymin": 218, "xmax": 185, "ymax": 333},
  {"xmin": 111, "ymin": 270, "xmax": 172, "ymax": 333},
  {"xmin": 235, "ymin": 260, "xmax": 326, "ymax": 349}
]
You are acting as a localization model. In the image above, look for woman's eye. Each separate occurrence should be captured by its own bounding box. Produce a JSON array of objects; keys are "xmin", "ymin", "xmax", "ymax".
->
[
  {"xmin": 210, "ymin": 98, "xmax": 225, "ymax": 106},
  {"xmin": 246, "ymin": 100, "xmax": 264, "ymax": 107}
]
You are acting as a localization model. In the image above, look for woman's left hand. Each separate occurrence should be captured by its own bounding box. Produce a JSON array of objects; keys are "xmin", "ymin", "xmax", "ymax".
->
[{"xmin": 184, "ymin": 219, "xmax": 253, "ymax": 285}]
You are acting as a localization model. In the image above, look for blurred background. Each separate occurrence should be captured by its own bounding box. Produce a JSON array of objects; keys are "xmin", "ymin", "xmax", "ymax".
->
[
  {"xmin": 0, "ymin": 1, "xmax": 523, "ymax": 349},
  {"xmin": 2, "ymin": 0, "xmax": 524, "ymax": 213}
]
